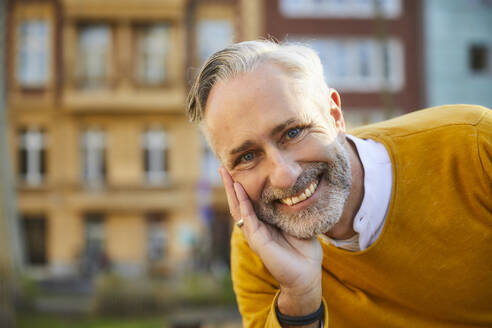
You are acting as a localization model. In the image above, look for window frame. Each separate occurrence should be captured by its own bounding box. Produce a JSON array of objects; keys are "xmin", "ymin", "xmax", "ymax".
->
[
  {"xmin": 142, "ymin": 128, "xmax": 168, "ymax": 186},
  {"xmin": 11, "ymin": 3, "xmax": 55, "ymax": 96},
  {"xmin": 16, "ymin": 20, "xmax": 51, "ymax": 89},
  {"xmin": 132, "ymin": 22, "xmax": 172, "ymax": 88},
  {"xmin": 75, "ymin": 22, "xmax": 115, "ymax": 90},
  {"xmin": 146, "ymin": 213, "xmax": 168, "ymax": 263},
  {"xmin": 21, "ymin": 214, "xmax": 48, "ymax": 266},
  {"xmin": 195, "ymin": 19, "xmax": 235, "ymax": 65},
  {"xmin": 469, "ymin": 43, "xmax": 492, "ymax": 75},
  {"xmin": 81, "ymin": 128, "xmax": 107, "ymax": 188},
  {"xmin": 279, "ymin": 0, "xmax": 402, "ymax": 19},
  {"xmin": 292, "ymin": 36, "xmax": 405, "ymax": 92},
  {"xmin": 18, "ymin": 128, "xmax": 46, "ymax": 187},
  {"xmin": 193, "ymin": 4, "xmax": 236, "ymax": 68}
]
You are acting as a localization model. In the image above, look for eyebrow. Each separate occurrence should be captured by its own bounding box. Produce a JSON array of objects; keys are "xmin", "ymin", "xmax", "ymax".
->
[
  {"xmin": 228, "ymin": 117, "xmax": 297, "ymax": 157},
  {"xmin": 229, "ymin": 140, "xmax": 257, "ymax": 157},
  {"xmin": 270, "ymin": 118, "xmax": 296, "ymax": 138}
]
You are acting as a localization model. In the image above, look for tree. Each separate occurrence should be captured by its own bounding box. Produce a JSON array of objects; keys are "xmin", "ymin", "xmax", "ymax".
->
[{"xmin": 0, "ymin": 1, "xmax": 23, "ymax": 326}]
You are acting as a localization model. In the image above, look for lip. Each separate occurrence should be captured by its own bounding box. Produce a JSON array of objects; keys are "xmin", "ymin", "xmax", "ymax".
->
[{"xmin": 277, "ymin": 175, "xmax": 322, "ymax": 212}]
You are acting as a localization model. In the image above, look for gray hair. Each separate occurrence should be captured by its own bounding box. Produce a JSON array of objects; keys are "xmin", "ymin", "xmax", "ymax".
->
[{"xmin": 186, "ymin": 39, "xmax": 331, "ymax": 124}]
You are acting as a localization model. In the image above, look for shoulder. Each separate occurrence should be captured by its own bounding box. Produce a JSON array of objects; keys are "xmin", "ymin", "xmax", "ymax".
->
[{"xmin": 349, "ymin": 104, "xmax": 490, "ymax": 139}]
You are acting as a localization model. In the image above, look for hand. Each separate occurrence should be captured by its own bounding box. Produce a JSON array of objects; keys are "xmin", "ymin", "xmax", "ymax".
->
[{"xmin": 219, "ymin": 167, "xmax": 323, "ymax": 319}]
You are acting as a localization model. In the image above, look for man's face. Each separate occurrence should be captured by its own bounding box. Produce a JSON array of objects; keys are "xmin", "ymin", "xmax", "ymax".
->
[{"xmin": 204, "ymin": 63, "xmax": 351, "ymax": 239}]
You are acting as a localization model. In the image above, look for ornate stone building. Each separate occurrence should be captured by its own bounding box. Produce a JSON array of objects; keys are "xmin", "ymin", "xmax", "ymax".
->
[
  {"xmin": 6, "ymin": 0, "xmax": 263, "ymax": 278},
  {"xmin": 6, "ymin": 0, "xmax": 427, "ymax": 280}
]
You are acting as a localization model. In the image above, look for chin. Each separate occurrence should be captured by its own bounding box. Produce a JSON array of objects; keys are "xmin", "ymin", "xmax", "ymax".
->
[{"xmin": 277, "ymin": 198, "xmax": 346, "ymax": 239}]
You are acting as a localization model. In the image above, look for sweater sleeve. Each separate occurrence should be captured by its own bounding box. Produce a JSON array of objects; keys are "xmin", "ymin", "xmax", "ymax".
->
[
  {"xmin": 476, "ymin": 108, "xmax": 492, "ymax": 193},
  {"xmin": 230, "ymin": 226, "xmax": 282, "ymax": 327},
  {"xmin": 230, "ymin": 226, "xmax": 329, "ymax": 327}
]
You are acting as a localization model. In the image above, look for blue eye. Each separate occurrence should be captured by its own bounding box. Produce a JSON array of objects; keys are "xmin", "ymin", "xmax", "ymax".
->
[
  {"xmin": 287, "ymin": 127, "xmax": 300, "ymax": 139},
  {"xmin": 241, "ymin": 152, "xmax": 255, "ymax": 162},
  {"xmin": 233, "ymin": 151, "xmax": 257, "ymax": 168}
]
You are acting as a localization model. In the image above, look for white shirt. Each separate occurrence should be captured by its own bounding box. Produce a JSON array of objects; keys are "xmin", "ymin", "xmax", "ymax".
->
[{"xmin": 320, "ymin": 135, "xmax": 393, "ymax": 251}]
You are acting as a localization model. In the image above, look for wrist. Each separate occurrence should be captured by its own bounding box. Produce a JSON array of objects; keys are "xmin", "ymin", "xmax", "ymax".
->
[
  {"xmin": 277, "ymin": 278, "xmax": 322, "ymax": 316},
  {"xmin": 276, "ymin": 300, "xmax": 324, "ymax": 327}
]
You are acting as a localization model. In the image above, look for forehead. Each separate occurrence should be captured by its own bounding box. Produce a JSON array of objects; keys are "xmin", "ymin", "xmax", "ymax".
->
[{"xmin": 203, "ymin": 64, "xmax": 309, "ymax": 160}]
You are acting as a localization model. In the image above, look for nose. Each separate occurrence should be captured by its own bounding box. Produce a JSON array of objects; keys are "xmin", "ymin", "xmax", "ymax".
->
[{"xmin": 267, "ymin": 148, "xmax": 302, "ymax": 190}]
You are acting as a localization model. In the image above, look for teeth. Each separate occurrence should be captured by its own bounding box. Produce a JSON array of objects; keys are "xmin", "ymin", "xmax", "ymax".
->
[
  {"xmin": 281, "ymin": 198, "xmax": 293, "ymax": 206},
  {"xmin": 280, "ymin": 180, "xmax": 319, "ymax": 206}
]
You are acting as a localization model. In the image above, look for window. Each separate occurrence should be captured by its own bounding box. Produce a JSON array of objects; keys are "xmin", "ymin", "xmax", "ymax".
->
[
  {"xmin": 201, "ymin": 138, "xmax": 221, "ymax": 185},
  {"xmin": 280, "ymin": 0, "xmax": 402, "ymax": 18},
  {"xmin": 299, "ymin": 37, "xmax": 404, "ymax": 92},
  {"xmin": 22, "ymin": 215, "xmax": 47, "ymax": 265},
  {"xmin": 147, "ymin": 213, "xmax": 168, "ymax": 262},
  {"xmin": 19, "ymin": 129, "xmax": 46, "ymax": 186},
  {"xmin": 142, "ymin": 129, "xmax": 167, "ymax": 185},
  {"xmin": 197, "ymin": 20, "xmax": 234, "ymax": 63},
  {"xmin": 469, "ymin": 44, "xmax": 491, "ymax": 74},
  {"xmin": 81, "ymin": 129, "xmax": 106, "ymax": 187},
  {"xmin": 135, "ymin": 24, "xmax": 170, "ymax": 86},
  {"xmin": 17, "ymin": 20, "xmax": 50, "ymax": 87},
  {"xmin": 85, "ymin": 214, "xmax": 105, "ymax": 255},
  {"xmin": 81, "ymin": 214, "xmax": 106, "ymax": 275},
  {"xmin": 77, "ymin": 24, "xmax": 111, "ymax": 89}
]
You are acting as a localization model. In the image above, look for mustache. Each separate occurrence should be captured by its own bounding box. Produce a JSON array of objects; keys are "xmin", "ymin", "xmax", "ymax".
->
[{"xmin": 260, "ymin": 163, "xmax": 327, "ymax": 203}]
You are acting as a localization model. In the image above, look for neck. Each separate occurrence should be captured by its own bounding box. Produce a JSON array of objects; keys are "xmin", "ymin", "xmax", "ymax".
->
[{"xmin": 325, "ymin": 135, "xmax": 365, "ymax": 240}]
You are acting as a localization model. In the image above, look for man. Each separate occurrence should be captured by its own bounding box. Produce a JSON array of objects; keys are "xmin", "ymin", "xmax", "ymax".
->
[{"xmin": 186, "ymin": 40, "xmax": 492, "ymax": 327}]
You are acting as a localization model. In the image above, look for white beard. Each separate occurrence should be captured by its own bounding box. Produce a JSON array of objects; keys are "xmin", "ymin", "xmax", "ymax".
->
[{"xmin": 253, "ymin": 138, "xmax": 352, "ymax": 239}]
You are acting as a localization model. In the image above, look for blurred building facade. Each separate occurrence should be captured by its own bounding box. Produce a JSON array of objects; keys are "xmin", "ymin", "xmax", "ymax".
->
[
  {"xmin": 5, "ymin": 0, "xmax": 262, "ymax": 279},
  {"xmin": 424, "ymin": 0, "xmax": 492, "ymax": 108},
  {"xmin": 266, "ymin": 0, "xmax": 424, "ymax": 128},
  {"xmin": 9, "ymin": 0, "xmax": 488, "ymax": 282}
]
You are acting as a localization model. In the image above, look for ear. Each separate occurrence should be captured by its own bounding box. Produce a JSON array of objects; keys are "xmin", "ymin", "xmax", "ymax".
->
[{"xmin": 329, "ymin": 89, "xmax": 345, "ymax": 131}]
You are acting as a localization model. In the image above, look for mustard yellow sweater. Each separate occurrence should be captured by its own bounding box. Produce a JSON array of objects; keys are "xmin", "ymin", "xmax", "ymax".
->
[{"xmin": 230, "ymin": 105, "xmax": 492, "ymax": 327}]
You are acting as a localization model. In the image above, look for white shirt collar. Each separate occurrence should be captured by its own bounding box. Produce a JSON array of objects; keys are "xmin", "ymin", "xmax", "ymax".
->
[
  {"xmin": 347, "ymin": 134, "xmax": 393, "ymax": 250},
  {"xmin": 320, "ymin": 135, "xmax": 393, "ymax": 251}
]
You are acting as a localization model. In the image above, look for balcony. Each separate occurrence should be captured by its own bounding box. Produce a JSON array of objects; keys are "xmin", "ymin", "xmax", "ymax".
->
[
  {"xmin": 62, "ymin": 0, "xmax": 186, "ymax": 20},
  {"xmin": 61, "ymin": 0, "xmax": 187, "ymax": 113},
  {"xmin": 62, "ymin": 87, "xmax": 186, "ymax": 113}
]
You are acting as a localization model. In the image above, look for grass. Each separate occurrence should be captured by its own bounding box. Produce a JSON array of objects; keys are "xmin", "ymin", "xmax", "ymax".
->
[{"xmin": 16, "ymin": 313, "xmax": 167, "ymax": 328}]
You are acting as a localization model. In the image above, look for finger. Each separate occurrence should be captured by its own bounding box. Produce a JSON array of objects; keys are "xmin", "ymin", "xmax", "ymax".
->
[
  {"xmin": 233, "ymin": 182, "xmax": 261, "ymax": 235},
  {"xmin": 218, "ymin": 167, "xmax": 240, "ymax": 220}
]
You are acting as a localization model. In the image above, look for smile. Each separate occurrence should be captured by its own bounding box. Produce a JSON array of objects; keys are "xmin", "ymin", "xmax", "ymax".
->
[{"xmin": 279, "ymin": 178, "xmax": 319, "ymax": 206}]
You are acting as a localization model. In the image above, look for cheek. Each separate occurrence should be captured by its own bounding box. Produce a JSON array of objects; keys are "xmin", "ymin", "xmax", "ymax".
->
[
  {"xmin": 231, "ymin": 170, "xmax": 265, "ymax": 202},
  {"xmin": 292, "ymin": 134, "xmax": 335, "ymax": 162}
]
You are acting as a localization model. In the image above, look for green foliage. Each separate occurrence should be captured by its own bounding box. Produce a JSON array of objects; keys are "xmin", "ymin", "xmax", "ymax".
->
[
  {"xmin": 16, "ymin": 313, "xmax": 166, "ymax": 328},
  {"xmin": 92, "ymin": 271, "xmax": 236, "ymax": 316},
  {"xmin": 178, "ymin": 270, "xmax": 236, "ymax": 306},
  {"xmin": 16, "ymin": 274, "xmax": 40, "ymax": 312},
  {"xmin": 92, "ymin": 273, "xmax": 177, "ymax": 316},
  {"xmin": 0, "ymin": 266, "xmax": 16, "ymax": 326}
]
